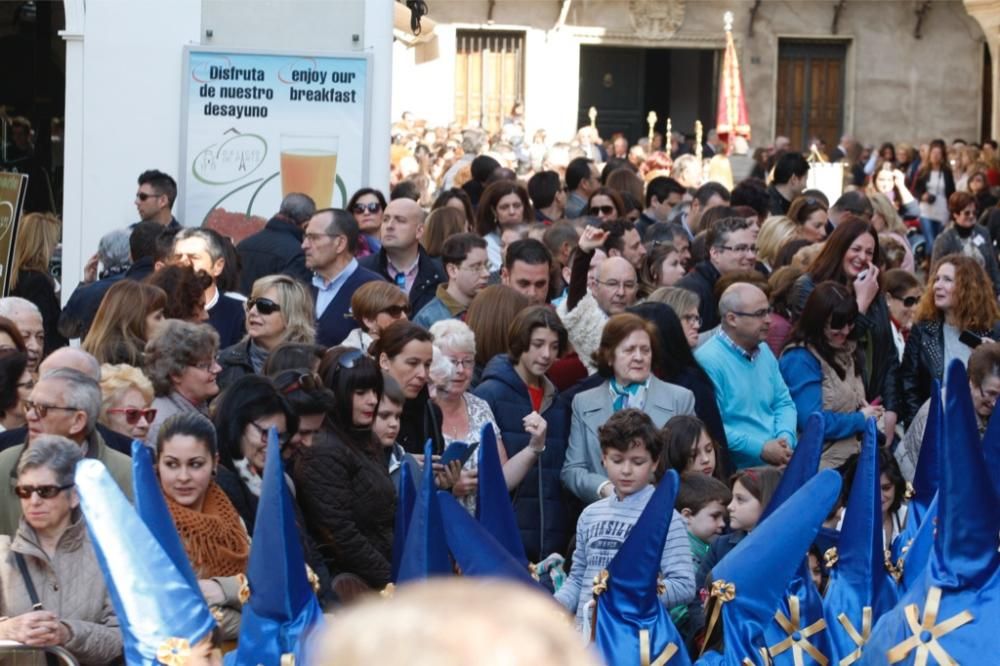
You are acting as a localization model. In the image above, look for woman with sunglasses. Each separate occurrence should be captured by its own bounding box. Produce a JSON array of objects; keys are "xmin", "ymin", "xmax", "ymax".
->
[
  {"xmin": 342, "ymin": 281, "xmax": 410, "ymax": 353},
  {"xmin": 144, "ymin": 320, "xmax": 222, "ymax": 445},
  {"xmin": 779, "ymin": 281, "xmax": 884, "ymax": 468},
  {"xmin": 900, "ymin": 254, "xmax": 1000, "ymax": 425},
  {"xmin": 882, "ymin": 269, "xmax": 922, "ymax": 361},
  {"xmin": 216, "ymin": 275, "xmax": 316, "ymax": 392},
  {"xmin": 585, "ymin": 187, "xmax": 625, "ymax": 224},
  {"xmin": 0, "ymin": 436, "xmax": 122, "ymax": 661},
  {"xmin": 155, "ymin": 413, "xmax": 249, "ymax": 640},
  {"xmin": 291, "ymin": 347, "xmax": 395, "ymax": 599},
  {"xmin": 347, "ymin": 187, "xmax": 387, "ymax": 258},
  {"xmin": 82, "ymin": 280, "xmax": 167, "ymax": 366},
  {"xmin": 98, "ymin": 363, "xmax": 155, "ymax": 441},
  {"xmin": 930, "ymin": 191, "xmax": 1000, "ymax": 295}
]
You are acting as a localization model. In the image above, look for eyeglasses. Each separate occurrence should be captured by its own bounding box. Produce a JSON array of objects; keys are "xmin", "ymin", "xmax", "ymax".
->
[
  {"xmin": 247, "ymin": 297, "xmax": 281, "ymax": 315},
  {"xmin": 352, "ymin": 202, "xmax": 382, "ymax": 215},
  {"xmin": 589, "ymin": 205, "xmax": 616, "ymax": 216},
  {"xmin": 446, "ymin": 357, "xmax": 475, "ymax": 369},
  {"xmin": 280, "ymin": 372, "xmax": 323, "ymax": 395},
  {"xmin": 460, "ymin": 262, "xmax": 490, "ymax": 274},
  {"xmin": 594, "ymin": 279, "xmax": 638, "ymax": 292},
  {"xmin": 379, "ymin": 304, "xmax": 410, "ymax": 318},
  {"xmin": 894, "ymin": 295, "xmax": 919, "ymax": 307},
  {"xmin": 959, "ymin": 208, "xmax": 976, "ymax": 217},
  {"xmin": 248, "ymin": 421, "xmax": 291, "ymax": 446},
  {"xmin": 14, "ymin": 483, "xmax": 75, "ymax": 500},
  {"xmin": 718, "ymin": 244, "xmax": 758, "ymax": 255},
  {"xmin": 135, "ymin": 192, "xmax": 162, "ymax": 202},
  {"xmin": 24, "ymin": 400, "xmax": 82, "ymax": 419},
  {"xmin": 107, "ymin": 407, "xmax": 157, "ymax": 425},
  {"xmin": 191, "ymin": 359, "xmax": 219, "ymax": 372},
  {"xmin": 731, "ymin": 307, "xmax": 773, "ymax": 319},
  {"xmin": 828, "ymin": 314, "xmax": 857, "ymax": 330},
  {"xmin": 681, "ymin": 313, "xmax": 702, "ymax": 327}
]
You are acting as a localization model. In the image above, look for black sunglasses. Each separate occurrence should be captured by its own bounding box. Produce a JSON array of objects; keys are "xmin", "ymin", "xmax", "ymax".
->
[
  {"xmin": 136, "ymin": 192, "xmax": 162, "ymax": 201},
  {"xmin": 380, "ymin": 304, "xmax": 410, "ymax": 318},
  {"xmin": 14, "ymin": 483, "xmax": 75, "ymax": 499},
  {"xmin": 829, "ymin": 313, "xmax": 857, "ymax": 330},
  {"xmin": 589, "ymin": 205, "xmax": 616, "ymax": 216},
  {"xmin": 247, "ymin": 297, "xmax": 281, "ymax": 315},
  {"xmin": 893, "ymin": 295, "xmax": 919, "ymax": 307},
  {"xmin": 352, "ymin": 202, "xmax": 382, "ymax": 214}
]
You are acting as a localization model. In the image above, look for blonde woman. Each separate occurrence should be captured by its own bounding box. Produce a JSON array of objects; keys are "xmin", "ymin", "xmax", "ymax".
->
[
  {"xmin": 756, "ymin": 216, "xmax": 799, "ymax": 272},
  {"xmin": 216, "ymin": 274, "xmax": 316, "ymax": 391},
  {"xmin": 99, "ymin": 363, "xmax": 156, "ymax": 441},
  {"xmin": 10, "ymin": 212, "xmax": 65, "ymax": 353}
]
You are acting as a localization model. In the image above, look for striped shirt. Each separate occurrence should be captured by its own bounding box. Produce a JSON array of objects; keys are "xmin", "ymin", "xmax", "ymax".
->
[{"xmin": 554, "ymin": 484, "xmax": 696, "ymax": 631}]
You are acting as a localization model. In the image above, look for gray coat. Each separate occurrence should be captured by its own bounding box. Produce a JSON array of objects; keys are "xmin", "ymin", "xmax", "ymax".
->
[{"xmin": 561, "ymin": 377, "xmax": 696, "ymax": 503}]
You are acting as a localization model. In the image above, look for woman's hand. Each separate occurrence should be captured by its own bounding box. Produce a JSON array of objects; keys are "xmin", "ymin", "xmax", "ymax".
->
[
  {"xmin": 434, "ymin": 459, "xmax": 462, "ymax": 490},
  {"xmin": 451, "ymin": 467, "xmax": 478, "ymax": 497},
  {"xmin": 854, "ymin": 263, "xmax": 880, "ymax": 314},
  {"xmin": 579, "ymin": 226, "xmax": 609, "ymax": 254},
  {"xmin": 860, "ymin": 403, "xmax": 885, "ymax": 420},
  {"xmin": 523, "ymin": 411, "xmax": 548, "ymax": 452},
  {"xmin": 198, "ymin": 579, "xmax": 226, "ymax": 606},
  {"xmin": 83, "ymin": 253, "xmax": 100, "ymax": 283},
  {"xmin": 0, "ymin": 611, "xmax": 63, "ymax": 646}
]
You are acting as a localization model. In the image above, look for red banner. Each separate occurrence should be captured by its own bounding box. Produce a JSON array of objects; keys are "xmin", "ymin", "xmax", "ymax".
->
[{"xmin": 716, "ymin": 23, "xmax": 751, "ymax": 153}]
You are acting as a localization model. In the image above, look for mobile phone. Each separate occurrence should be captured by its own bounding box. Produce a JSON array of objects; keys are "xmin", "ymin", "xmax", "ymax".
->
[
  {"xmin": 856, "ymin": 268, "xmax": 869, "ymax": 281},
  {"xmin": 441, "ymin": 441, "xmax": 479, "ymax": 466},
  {"xmin": 959, "ymin": 330, "xmax": 984, "ymax": 349}
]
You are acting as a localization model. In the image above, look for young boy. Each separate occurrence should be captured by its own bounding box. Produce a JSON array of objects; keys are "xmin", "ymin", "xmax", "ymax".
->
[
  {"xmin": 554, "ymin": 409, "xmax": 696, "ymax": 634},
  {"xmin": 671, "ymin": 472, "xmax": 732, "ymax": 646},
  {"xmin": 374, "ymin": 373, "xmax": 406, "ymax": 485}
]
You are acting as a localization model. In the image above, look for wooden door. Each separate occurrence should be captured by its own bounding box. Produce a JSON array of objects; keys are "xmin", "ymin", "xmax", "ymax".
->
[
  {"xmin": 455, "ymin": 30, "xmax": 524, "ymax": 134},
  {"xmin": 578, "ymin": 46, "xmax": 646, "ymax": 144},
  {"xmin": 776, "ymin": 41, "xmax": 846, "ymax": 151}
]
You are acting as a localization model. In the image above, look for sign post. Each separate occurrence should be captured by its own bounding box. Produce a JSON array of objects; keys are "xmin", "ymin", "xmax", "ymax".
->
[{"xmin": 0, "ymin": 172, "xmax": 27, "ymax": 296}]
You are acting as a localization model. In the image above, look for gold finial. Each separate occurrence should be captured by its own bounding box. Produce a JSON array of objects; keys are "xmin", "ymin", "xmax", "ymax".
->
[
  {"xmin": 724, "ymin": 11, "xmax": 734, "ymax": 32},
  {"xmin": 588, "ymin": 106, "xmax": 597, "ymax": 129},
  {"xmin": 646, "ymin": 110, "xmax": 657, "ymax": 145},
  {"xmin": 666, "ymin": 117, "xmax": 672, "ymax": 150},
  {"xmin": 695, "ymin": 120, "xmax": 703, "ymax": 162}
]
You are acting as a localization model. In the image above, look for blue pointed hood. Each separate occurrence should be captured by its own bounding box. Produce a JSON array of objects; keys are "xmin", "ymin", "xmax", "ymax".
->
[
  {"xmin": 980, "ymin": 392, "xmax": 1000, "ymax": 498},
  {"xmin": 438, "ymin": 491, "xmax": 536, "ymax": 586},
  {"xmin": 760, "ymin": 413, "xmax": 824, "ymax": 521},
  {"xmin": 475, "ymin": 423, "xmax": 528, "ymax": 566},
  {"xmin": 594, "ymin": 470, "xmax": 692, "ymax": 666},
  {"xmin": 391, "ymin": 455, "xmax": 420, "ymax": 582},
  {"xmin": 76, "ymin": 459, "xmax": 216, "ymax": 665},
  {"xmin": 701, "ymin": 470, "xmax": 842, "ymax": 665},
  {"xmin": 898, "ymin": 495, "xmax": 937, "ymax": 593},
  {"xmin": 823, "ymin": 418, "xmax": 899, "ymax": 662},
  {"xmin": 396, "ymin": 439, "xmax": 452, "ymax": 582},
  {"xmin": 228, "ymin": 427, "xmax": 325, "ymax": 666}
]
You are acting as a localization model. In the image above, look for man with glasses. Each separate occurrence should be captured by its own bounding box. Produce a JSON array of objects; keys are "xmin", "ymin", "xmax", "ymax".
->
[
  {"xmin": 134, "ymin": 169, "xmax": 181, "ymax": 229},
  {"xmin": 0, "ymin": 368, "xmax": 132, "ymax": 536},
  {"xmin": 414, "ymin": 233, "xmax": 489, "ymax": 328},
  {"xmin": 237, "ymin": 192, "xmax": 316, "ymax": 292},
  {"xmin": 677, "ymin": 216, "xmax": 758, "ymax": 332},
  {"xmin": 304, "ymin": 208, "xmax": 384, "ymax": 347},
  {"xmin": 696, "ymin": 283, "xmax": 797, "ymax": 469}
]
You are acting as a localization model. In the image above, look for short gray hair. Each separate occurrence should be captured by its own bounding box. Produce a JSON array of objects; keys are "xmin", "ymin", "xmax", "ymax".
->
[
  {"xmin": 39, "ymin": 368, "xmax": 102, "ymax": 435},
  {"xmin": 174, "ymin": 227, "xmax": 224, "ymax": 262},
  {"xmin": 0, "ymin": 297, "xmax": 40, "ymax": 320},
  {"xmin": 429, "ymin": 319, "xmax": 476, "ymax": 356},
  {"xmin": 279, "ymin": 193, "xmax": 317, "ymax": 224},
  {"xmin": 144, "ymin": 321, "xmax": 220, "ymax": 396},
  {"xmin": 18, "ymin": 435, "xmax": 83, "ymax": 487},
  {"xmin": 97, "ymin": 229, "xmax": 131, "ymax": 273}
]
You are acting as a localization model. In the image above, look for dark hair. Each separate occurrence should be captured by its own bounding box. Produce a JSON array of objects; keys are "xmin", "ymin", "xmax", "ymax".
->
[
  {"xmin": 263, "ymin": 342, "xmax": 325, "ymax": 376},
  {"xmin": 466, "ymin": 285, "xmax": 529, "ymax": 368},
  {"xmin": 319, "ymin": 346, "xmax": 384, "ymax": 435},
  {"xmin": 600, "ymin": 158, "xmax": 635, "ymax": 183},
  {"xmin": 565, "ymin": 157, "xmax": 595, "ymax": 192},
  {"xmin": 504, "ymin": 238, "xmax": 552, "ymax": 271},
  {"xmin": 773, "ymin": 238, "xmax": 813, "ymax": 270},
  {"xmin": 198, "ymin": 227, "xmax": 240, "ymax": 292},
  {"xmin": 431, "ymin": 188, "xmax": 475, "ymax": 227},
  {"xmin": 471, "ymin": 155, "xmax": 502, "ymax": 184},
  {"xmin": 786, "ymin": 281, "xmax": 860, "ymax": 380},
  {"xmin": 605, "ymin": 168, "xmax": 644, "ymax": 206},
  {"xmin": 597, "ymin": 408, "xmax": 661, "ymax": 458},
  {"xmin": 831, "ymin": 191, "xmax": 874, "ymax": 220},
  {"xmin": 694, "ymin": 182, "xmax": 731, "ymax": 207},
  {"xmin": 0, "ymin": 350, "xmax": 28, "ymax": 417},
  {"xmin": 270, "ymin": 368, "xmax": 334, "ymax": 416},
  {"xmin": 156, "ymin": 411, "xmax": 217, "ymax": 458},
  {"xmin": 698, "ymin": 205, "xmax": 738, "ymax": 237},
  {"xmin": 213, "ymin": 375, "xmax": 299, "ymax": 470},
  {"xmin": 731, "ymin": 466, "xmax": 783, "ymax": 510},
  {"xmin": 440, "ymin": 232, "xmax": 488, "ymax": 271},
  {"xmin": 676, "ymin": 472, "xmax": 732, "ymax": 514},
  {"xmin": 507, "ymin": 305, "xmax": 568, "ymax": 363},
  {"xmin": 806, "ymin": 217, "xmax": 881, "ymax": 284},
  {"xmin": 542, "ymin": 222, "xmax": 579, "ymax": 265},
  {"xmin": 347, "ymin": 188, "xmax": 388, "ymax": 215},
  {"xmin": 704, "ymin": 215, "xmax": 751, "ymax": 250},
  {"xmin": 0, "ymin": 316, "xmax": 26, "ymax": 352},
  {"xmin": 278, "ymin": 192, "xmax": 318, "ymax": 224},
  {"xmin": 587, "ymin": 187, "xmax": 625, "ymax": 218},
  {"xmin": 730, "ymin": 178, "xmax": 770, "ymax": 220},
  {"xmin": 380, "ymin": 372, "xmax": 406, "ymax": 406},
  {"xmin": 423, "ymin": 207, "xmax": 469, "ymax": 258},
  {"xmin": 599, "ymin": 218, "xmax": 637, "ymax": 256},
  {"xmin": 657, "ymin": 414, "xmax": 715, "ymax": 476},
  {"xmin": 768, "ymin": 266, "xmax": 803, "ymax": 319},
  {"xmin": 787, "ymin": 195, "xmax": 828, "ymax": 227},
  {"xmin": 314, "ymin": 208, "xmax": 361, "ymax": 254},
  {"xmin": 882, "ymin": 268, "xmax": 921, "ymax": 300},
  {"xmin": 594, "ymin": 313, "xmax": 660, "ymax": 378},
  {"xmin": 840, "ymin": 446, "xmax": 906, "ymax": 516},
  {"xmin": 138, "ymin": 169, "xmax": 177, "ymax": 207},
  {"xmin": 475, "ymin": 181, "xmax": 532, "ymax": 237},
  {"xmin": 948, "ymin": 191, "xmax": 976, "ymax": 217},
  {"xmin": 154, "ymin": 227, "xmax": 179, "ymax": 265},
  {"xmin": 646, "ymin": 222, "xmax": 686, "ymax": 246},
  {"xmin": 130, "ymin": 221, "xmax": 164, "ymax": 262},
  {"xmin": 645, "ymin": 176, "xmax": 685, "ymax": 208},
  {"xmin": 390, "ymin": 180, "xmax": 421, "ymax": 202},
  {"xmin": 145, "ymin": 265, "xmax": 212, "ymax": 321},
  {"xmin": 527, "ymin": 170, "xmax": 561, "ymax": 210},
  {"xmin": 370, "ymin": 320, "xmax": 434, "ymax": 362},
  {"xmin": 772, "ymin": 152, "xmax": 810, "ymax": 185}
]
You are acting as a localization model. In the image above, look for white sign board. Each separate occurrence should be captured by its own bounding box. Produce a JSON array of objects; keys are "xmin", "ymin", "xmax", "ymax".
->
[{"xmin": 180, "ymin": 47, "xmax": 371, "ymax": 237}]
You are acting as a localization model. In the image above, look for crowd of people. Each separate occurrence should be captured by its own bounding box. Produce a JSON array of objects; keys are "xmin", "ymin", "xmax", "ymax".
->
[{"xmin": 0, "ymin": 115, "xmax": 996, "ymax": 663}]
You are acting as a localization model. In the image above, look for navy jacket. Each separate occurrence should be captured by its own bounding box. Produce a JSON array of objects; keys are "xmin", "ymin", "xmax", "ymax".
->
[
  {"xmin": 473, "ymin": 354, "xmax": 573, "ymax": 561},
  {"xmin": 359, "ymin": 247, "xmax": 444, "ymax": 316},
  {"xmin": 676, "ymin": 260, "xmax": 722, "ymax": 332},
  {"xmin": 313, "ymin": 266, "xmax": 385, "ymax": 347},
  {"xmin": 236, "ymin": 215, "xmax": 312, "ymax": 293},
  {"xmin": 58, "ymin": 257, "xmax": 155, "ymax": 340},
  {"xmin": 207, "ymin": 292, "xmax": 247, "ymax": 349}
]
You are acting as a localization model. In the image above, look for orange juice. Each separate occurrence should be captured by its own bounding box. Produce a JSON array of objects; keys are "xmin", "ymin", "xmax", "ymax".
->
[{"xmin": 280, "ymin": 149, "xmax": 338, "ymax": 208}]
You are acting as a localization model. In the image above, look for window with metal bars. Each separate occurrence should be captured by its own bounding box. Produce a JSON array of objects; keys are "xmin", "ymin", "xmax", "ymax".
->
[{"xmin": 454, "ymin": 30, "xmax": 525, "ymax": 134}]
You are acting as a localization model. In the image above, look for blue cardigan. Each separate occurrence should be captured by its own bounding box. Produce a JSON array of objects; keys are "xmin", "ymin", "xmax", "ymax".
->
[
  {"xmin": 778, "ymin": 347, "xmax": 866, "ymax": 441},
  {"xmin": 695, "ymin": 334, "xmax": 797, "ymax": 468},
  {"xmin": 313, "ymin": 267, "xmax": 385, "ymax": 347}
]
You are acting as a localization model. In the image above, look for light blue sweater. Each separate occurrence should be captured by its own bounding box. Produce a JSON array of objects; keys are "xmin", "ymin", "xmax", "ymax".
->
[{"xmin": 695, "ymin": 333, "xmax": 798, "ymax": 468}]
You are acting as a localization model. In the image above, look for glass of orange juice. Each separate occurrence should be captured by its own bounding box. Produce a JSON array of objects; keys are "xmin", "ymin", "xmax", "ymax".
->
[{"xmin": 280, "ymin": 134, "xmax": 339, "ymax": 208}]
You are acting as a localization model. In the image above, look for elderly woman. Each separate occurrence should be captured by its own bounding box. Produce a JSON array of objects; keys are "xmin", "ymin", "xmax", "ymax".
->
[
  {"xmin": 342, "ymin": 281, "xmax": 410, "ymax": 353},
  {"xmin": 144, "ymin": 320, "xmax": 221, "ymax": 445},
  {"xmin": 217, "ymin": 274, "xmax": 315, "ymax": 391},
  {"xmin": 156, "ymin": 413, "xmax": 249, "ymax": 640},
  {"xmin": 428, "ymin": 320, "xmax": 542, "ymax": 514},
  {"xmin": 99, "ymin": 363, "xmax": 156, "ymax": 442},
  {"xmin": 0, "ymin": 436, "xmax": 122, "ymax": 663},
  {"xmin": 0, "ymin": 351, "xmax": 31, "ymax": 432},
  {"xmin": 561, "ymin": 313, "xmax": 695, "ymax": 505}
]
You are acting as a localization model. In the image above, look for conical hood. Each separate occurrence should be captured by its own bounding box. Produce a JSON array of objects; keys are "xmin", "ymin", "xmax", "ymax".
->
[
  {"xmin": 391, "ymin": 455, "xmax": 420, "ymax": 582},
  {"xmin": 898, "ymin": 495, "xmax": 937, "ymax": 593},
  {"xmin": 981, "ymin": 394, "xmax": 1000, "ymax": 497},
  {"xmin": 760, "ymin": 413, "xmax": 824, "ymax": 522},
  {"xmin": 595, "ymin": 470, "xmax": 691, "ymax": 666},
  {"xmin": 438, "ymin": 491, "xmax": 536, "ymax": 586},
  {"xmin": 76, "ymin": 459, "xmax": 216, "ymax": 665},
  {"xmin": 229, "ymin": 427, "xmax": 325, "ymax": 665},
  {"xmin": 397, "ymin": 439, "xmax": 452, "ymax": 582},
  {"xmin": 475, "ymin": 423, "xmax": 528, "ymax": 566}
]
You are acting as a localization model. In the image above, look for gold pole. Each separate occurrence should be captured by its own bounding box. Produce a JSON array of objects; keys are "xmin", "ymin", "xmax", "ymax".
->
[
  {"xmin": 646, "ymin": 110, "xmax": 657, "ymax": 146},
  {"xmin": 695, "ymin": 120, "xmax": 703, "ymax": 162},
  {"xmin": 588, "ymin": 106, "xmax": 597, "ymax": 130},
  {"xmin": 665, "ymin": 117, "xmax": 672, "ymax": 152}
]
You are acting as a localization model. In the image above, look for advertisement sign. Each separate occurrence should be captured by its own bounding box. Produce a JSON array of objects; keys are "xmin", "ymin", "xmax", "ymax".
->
[
  {"xmin": 180, "ymin": 47, "xmax": 371, "ymax": 240},
  {"xmin": 0, "ymin": 172, "xmax": 27, "ymax": 296}
]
